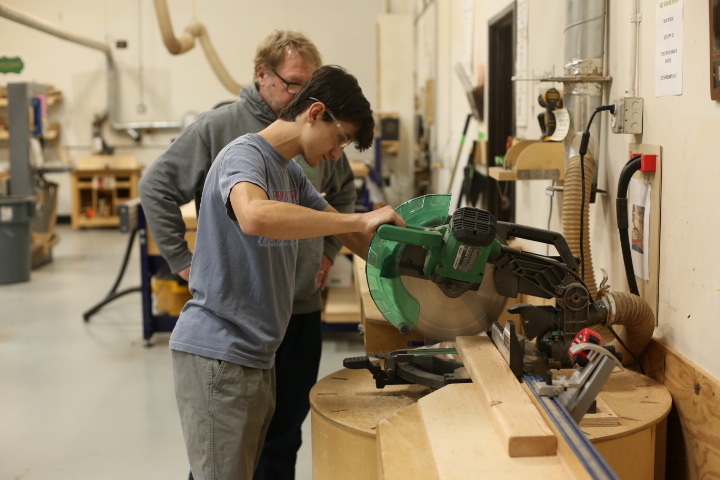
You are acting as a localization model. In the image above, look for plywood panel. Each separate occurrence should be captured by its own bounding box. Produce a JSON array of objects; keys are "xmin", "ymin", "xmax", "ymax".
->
[{"xmin": 641, "ymin": 338, "xmax": 720, "ymax": 479}]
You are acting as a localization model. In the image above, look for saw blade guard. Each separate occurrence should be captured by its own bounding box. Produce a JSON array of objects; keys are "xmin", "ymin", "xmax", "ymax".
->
[{"xmin": 366, "ymin": 194, "xmax": 505, "ymax": 340}]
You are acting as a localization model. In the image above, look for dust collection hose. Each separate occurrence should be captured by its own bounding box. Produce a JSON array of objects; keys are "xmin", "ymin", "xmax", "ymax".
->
[
  {"xmin": 562, "ymin": 107, "xmax": 654, "ymax": 369},
  {"xmin": 153, "ymin": 0, "xmax": 243, "ymax": 96},
  {"xmin": 562, "ymin": 154, "xmax": 598, "ymax": 300},
  {"xmin": 597, "ymin": 290, "xmax": 654, "ymax": 368}
]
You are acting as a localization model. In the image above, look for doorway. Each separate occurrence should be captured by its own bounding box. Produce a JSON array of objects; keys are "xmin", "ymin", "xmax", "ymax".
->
[{"xmin": 485, "ymin": 4, "xmax": 516, "ymax": 223}]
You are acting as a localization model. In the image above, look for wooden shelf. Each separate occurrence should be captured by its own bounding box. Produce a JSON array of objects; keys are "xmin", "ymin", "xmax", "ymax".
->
[
  {"xmin": 0, "ymin": 91, "xmax": 62, "ymax": 108},
  {"xmin": 70, "ymin": 157, "xmax": 142, "ymax": 229},
  {"xmin": 489, "ymin": 140, "xmax": 565, "ymax": 181},
  {"xmin": 323, "ymin": 283, "xmax": 361, "ymax": 323},
  {"xmin": 74, "ymin": 216, "xmax": 121, "ymax": 228}
]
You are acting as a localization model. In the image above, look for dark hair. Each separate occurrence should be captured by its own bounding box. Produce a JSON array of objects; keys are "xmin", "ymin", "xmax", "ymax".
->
[{"xmin": 279, "ymin": 65, "xmax": 375, "ymax": 151}]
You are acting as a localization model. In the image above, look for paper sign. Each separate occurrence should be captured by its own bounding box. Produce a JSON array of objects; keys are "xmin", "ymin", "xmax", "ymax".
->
[
  {"xmin": 0, "ymin": 206, "xmax": 13, "ymax": 222},
  {"xmin": 548, "ymin": 108, "xmax": 570, "ymax": 142},
  {"xmin": 656, "ymin": 0, "xmax": 684, "ymax": 97},
  {"xmin": 629, "ymin": 178, "xmax": 652, "ymax": 281}
]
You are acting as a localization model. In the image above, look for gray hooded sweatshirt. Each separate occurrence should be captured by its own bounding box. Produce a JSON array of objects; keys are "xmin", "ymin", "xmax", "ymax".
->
[{"xmin": 138, "ymin": 84, "xmax": 356, "ymax": 314}]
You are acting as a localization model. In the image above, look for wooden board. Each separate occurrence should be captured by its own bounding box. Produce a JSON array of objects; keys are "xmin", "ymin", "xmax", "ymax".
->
[
  {"xmin": 75, "ymin": 155, "xmax": 140, "ymax": 170},
  {"xmin": 641, "ymin": 337, "xmax": 720, "ymax": 479},
  {"xmin": 416, "ymin": 383, "xmax": 572, "ymax": 479},
  {"xmin": 324, "ymin": 284, "xmax": 361, "ymax": 323},
  {"xmin": 488, "ymin": 166, "xmax": 519, "ymax": 181},
  {"xmin": 456, "ymin": 335, "xmax": 556, "ymax": 457},
  {"xmin": 376, "ymin": 404, "xmax": 439, "ymax": 480},
  {"xmin": 579, "ymin": 395, "xmax": 619, "ymax": 427}
]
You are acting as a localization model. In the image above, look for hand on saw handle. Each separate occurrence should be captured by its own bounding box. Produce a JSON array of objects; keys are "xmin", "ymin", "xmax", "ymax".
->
[
  {"xmin": 360, "ymin": 205, "xmax": 407, "ymax": 234},
  {"xmin": 336, "ymin": 206, "xmax": 407, "ymax": 261}
]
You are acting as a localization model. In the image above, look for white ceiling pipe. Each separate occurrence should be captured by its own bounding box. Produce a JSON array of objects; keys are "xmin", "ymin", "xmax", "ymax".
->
[{"xmin": 0, "ymin": 2, "xmax": 182, "ymax": 140}]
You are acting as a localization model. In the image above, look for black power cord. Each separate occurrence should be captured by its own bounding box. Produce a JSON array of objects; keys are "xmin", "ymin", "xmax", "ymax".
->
[
  {"xmin": 577, "ymin": 105, "xmax": 615, "ymax": 280},
  {"xmin": 616, "ymin": 155, "xmax": 643, "ymax": 296}
]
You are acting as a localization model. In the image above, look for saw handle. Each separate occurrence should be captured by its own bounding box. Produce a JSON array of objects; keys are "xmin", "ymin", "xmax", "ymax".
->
[
  {"xmin": 343, "ymin": 356, "xmax": 382, "ymax": 373},
  {"xmin": 376, "ymin": 224, "xmax": 444, "ymax": 247},
  {"xmin": 496, "ymin": 222, "xmax": 578, "ymax": 271}
]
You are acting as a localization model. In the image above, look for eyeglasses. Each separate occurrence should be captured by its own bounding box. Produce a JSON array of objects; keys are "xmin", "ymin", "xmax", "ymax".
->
[
  {"xmin": 272, "ymin": 70, "xmax": 304, "ymax": 95},
  {"xmin": 308, "ymin": 97, "xmax": 353, "ymax": 149}
]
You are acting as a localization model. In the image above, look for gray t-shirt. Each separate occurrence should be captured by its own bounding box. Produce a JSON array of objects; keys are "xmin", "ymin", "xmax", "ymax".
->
[{"xmin": 169, "ymin": 134, "xmax": 329, "ymax": 368}]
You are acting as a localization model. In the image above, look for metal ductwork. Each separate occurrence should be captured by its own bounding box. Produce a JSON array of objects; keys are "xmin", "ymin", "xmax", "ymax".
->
[
  {"xmin": 562, "ymin": 0, "xmax": 607, "ymax": 168},
  {"xmin": 0, "ymin": 2, "xmax": 183, "ymax": 140}
]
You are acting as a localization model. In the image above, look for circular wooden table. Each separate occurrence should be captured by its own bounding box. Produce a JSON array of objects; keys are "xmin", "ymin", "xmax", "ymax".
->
[
  {"xmin": 310, "ymin": 366, "xmax": 671, "ymax": 480},
  {"xmin": 310, "ymin": 368, "xmax": 431, "ymax": 480}
]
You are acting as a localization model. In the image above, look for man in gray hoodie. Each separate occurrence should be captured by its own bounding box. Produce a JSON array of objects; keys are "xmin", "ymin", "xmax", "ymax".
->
[{"xmin": 138, "ymin": 31, "xmax": 356, "ymax": 480}]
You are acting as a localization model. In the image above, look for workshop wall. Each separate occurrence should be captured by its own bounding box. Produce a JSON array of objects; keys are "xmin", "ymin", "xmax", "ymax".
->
[
  {"xmin": 417, "ymin": 0, "xmax": 720, "ymax": 383},
  {"xmin": 0, "ymin": 0, "xmax": 383, "ymax": 214}
]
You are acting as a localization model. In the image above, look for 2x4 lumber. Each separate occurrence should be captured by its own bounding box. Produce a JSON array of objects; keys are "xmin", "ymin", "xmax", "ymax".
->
[
  {"xmin": 456, "ymin": 334, "xmax": 557, "ymax": 457},
  {"xmin": 416, "ymin": 383, "xmax": 571, "ymax": 479}
]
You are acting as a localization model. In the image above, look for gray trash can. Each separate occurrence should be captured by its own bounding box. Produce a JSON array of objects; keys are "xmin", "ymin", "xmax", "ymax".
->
[{"xmin": 0, "ymin": 196, "xmax": 35, "ymax": 284}]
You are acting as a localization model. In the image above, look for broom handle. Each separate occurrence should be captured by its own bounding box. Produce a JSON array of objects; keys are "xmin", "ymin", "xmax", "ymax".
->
[{"xmin": 446, "ymin": 114, "xmax": 473, "ymax": 194}]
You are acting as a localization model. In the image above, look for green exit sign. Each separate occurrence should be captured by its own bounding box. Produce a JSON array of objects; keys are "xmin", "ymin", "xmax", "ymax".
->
[{"xmin": 0, "ymin": 56, "xmax": 24, "ymax": 74}]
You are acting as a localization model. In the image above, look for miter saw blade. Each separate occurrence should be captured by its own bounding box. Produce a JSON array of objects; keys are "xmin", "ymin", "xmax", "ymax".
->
[{"xmin": 401, "ymin": 263, "xmax": 507, "ymax": 340}]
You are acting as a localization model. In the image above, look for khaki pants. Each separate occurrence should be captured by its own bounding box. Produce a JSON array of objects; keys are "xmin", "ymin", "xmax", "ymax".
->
[{"xmin": 172, "ymin": 350, "xmax": 275, "ymax": 480}]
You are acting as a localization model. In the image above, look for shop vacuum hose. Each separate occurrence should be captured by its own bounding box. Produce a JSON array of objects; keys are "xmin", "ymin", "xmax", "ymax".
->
[{"xmin": 562, "ymin": 141, "xmax": 654, "ymax": 368}]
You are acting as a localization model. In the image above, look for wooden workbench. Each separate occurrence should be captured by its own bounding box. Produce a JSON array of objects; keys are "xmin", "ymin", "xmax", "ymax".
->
[{"xmin": 310, "ymin": 351, "xmax": 671, "ymax": 480}]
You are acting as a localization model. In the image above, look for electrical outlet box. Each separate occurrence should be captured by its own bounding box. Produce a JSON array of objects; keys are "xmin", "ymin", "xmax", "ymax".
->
[{"xmin": 612, "ymin": 97, "xmax": 644, "ymax": 134}]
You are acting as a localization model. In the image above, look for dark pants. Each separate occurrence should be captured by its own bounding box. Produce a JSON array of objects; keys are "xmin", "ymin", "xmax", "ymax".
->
[{"xmin": 188, "ymin": 310, "xmax": 323, "ymax": 480}]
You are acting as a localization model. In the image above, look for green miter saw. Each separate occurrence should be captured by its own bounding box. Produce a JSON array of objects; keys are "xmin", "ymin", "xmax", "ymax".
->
[
  {"xmin": 349, "ymin": 194, "xmax": 615, "ymax": 388},
  {"xmin": 365, "ymin": 194, "xmax": 507, "ymax": 340}
]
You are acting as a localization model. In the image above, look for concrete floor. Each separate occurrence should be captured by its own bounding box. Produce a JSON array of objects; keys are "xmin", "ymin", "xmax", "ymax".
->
[{"xmin": 0, "ymin": 224, "xmax": 365, "ymax": 480}]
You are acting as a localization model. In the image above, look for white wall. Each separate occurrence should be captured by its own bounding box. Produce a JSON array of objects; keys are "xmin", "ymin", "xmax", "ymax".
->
[
  {"xmin": 420, "ymin": 0, "xmax": 720, "ymax": 380},
  {"xmin": 0, "ymin": 0, "xmax": 383, "ymax": 213}
]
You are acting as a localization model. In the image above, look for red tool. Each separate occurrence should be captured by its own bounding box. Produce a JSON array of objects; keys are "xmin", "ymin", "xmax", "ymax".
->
[{"xmin": 569, "ymin": 328, "xmax": 602, "ymax": 367}]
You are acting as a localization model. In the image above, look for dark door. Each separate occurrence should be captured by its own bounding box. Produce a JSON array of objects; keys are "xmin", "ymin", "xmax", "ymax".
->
[{"xmin": 485, "ymin": 4, "xmax": 516, "ymax": 223}]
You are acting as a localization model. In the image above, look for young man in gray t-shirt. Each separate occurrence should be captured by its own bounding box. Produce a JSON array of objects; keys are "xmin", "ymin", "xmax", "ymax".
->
[{"xmin": 170, "ymin": 65, "xmax": 406, "ymax": 480}]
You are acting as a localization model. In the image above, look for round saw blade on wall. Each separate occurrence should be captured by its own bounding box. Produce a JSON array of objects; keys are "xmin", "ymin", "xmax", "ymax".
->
[{"xmin": 401, "ymin": 264, "xmax": 507, "ymax": 340}]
